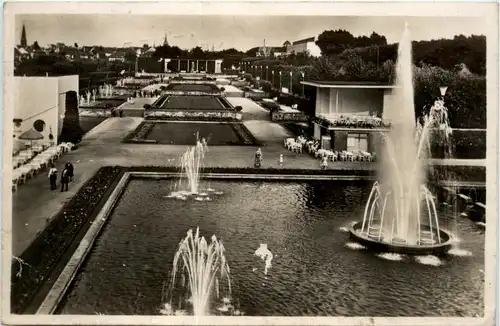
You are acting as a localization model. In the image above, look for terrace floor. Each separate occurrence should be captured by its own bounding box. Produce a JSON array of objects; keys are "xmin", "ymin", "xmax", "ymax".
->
[{"xmin": 10, "ymin": 96, "xmax": 486, "ymax": 258}]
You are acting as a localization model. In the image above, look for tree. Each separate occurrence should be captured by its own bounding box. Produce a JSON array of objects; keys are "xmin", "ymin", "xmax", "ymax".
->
[
  {"xmin": 59, "ymin": 91, "xmax": 84, "ymax": 144},
  {"xmin": 74, "ymin": 42, "xmax": 78, "ymax": 48},
  {"xmin": 32, "ymin": 41, "xmax": 41, "ymax": 51}
]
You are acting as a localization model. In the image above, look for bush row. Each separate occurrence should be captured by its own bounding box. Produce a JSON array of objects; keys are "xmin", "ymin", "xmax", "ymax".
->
[
  {"xmin": 11, "ymin": 166, "xmax": 124, "ymax": 314},
  {"xmin": 430, "ymin": 129, "xmax": 486, "ymax": 159}
]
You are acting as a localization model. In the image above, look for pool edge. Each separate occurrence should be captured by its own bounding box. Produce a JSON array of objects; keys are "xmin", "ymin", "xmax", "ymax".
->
[{"xmin": 35, "ymin": 172, "xmax": 132, "ymax": 314}]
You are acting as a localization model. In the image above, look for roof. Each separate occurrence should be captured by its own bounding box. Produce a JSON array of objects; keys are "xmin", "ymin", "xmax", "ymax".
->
[
  {"xmin": 293, "ymin": 37, "xmax": 315, "ymax": 45},
  {"xmin": 301, "ymin": 80, "xmax": 397, "ymax": 89}
]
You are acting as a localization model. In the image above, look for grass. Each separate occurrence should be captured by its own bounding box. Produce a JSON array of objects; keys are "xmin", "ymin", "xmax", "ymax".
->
[
  {"xmin": 124, "ymin": 121, "xmax": 259, "ymax": 146},
  {"xmin": 79, "ymin": 117, "xmax": 108, "ymax": 135}
]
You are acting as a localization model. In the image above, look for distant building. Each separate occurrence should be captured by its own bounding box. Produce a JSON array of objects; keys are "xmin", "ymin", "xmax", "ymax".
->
[{"xmin": 286, "ymin": 36, "xmax": 321, "ymax": 57}]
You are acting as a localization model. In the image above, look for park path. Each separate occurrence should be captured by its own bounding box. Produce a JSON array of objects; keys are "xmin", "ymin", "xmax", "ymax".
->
[{"xmin": 226, "ymin": 97, "xmax": 292, "ymax": 145}]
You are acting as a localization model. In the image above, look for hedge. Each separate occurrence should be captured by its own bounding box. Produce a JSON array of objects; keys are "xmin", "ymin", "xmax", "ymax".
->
[
  {"xmin": 11, "ymin": 166, "xmax": 124, "ymax": 314},
  {"xmin": 430, "ymin": 129, "xmax": 486, "ymax": 159}
]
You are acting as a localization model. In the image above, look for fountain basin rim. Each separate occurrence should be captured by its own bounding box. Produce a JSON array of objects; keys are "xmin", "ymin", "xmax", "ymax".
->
[{"xmin": 349, "ymin": 222, "xmax": 454, "ymax": 255}]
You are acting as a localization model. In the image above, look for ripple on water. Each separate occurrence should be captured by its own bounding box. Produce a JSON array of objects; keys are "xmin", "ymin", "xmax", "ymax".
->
[
  {"xmin": 447, "ymin": 247, "xmax": 473, "ymax": 257},
  {"xmin": 345, "ymin": 242, "xmax": 365, "ymax": 250},
  {"xmin": 377, "ymin": 253, "xmax": 405, "ymax": 261},
  {"xmin": 339, "ymin": 227, "xmax": 349, "ymax": 232},
  {"xmin": 414, "ymin": 255, "xmax": 442, "ymax": 266}
]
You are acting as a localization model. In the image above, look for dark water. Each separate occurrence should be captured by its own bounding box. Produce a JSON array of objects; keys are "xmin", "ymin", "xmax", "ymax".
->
[{"xmin": 57, "ymin": 179, "xmax": 484, "ymax": 316}]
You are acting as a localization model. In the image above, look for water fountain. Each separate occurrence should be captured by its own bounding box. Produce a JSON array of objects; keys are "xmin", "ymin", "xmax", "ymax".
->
[
  {"xmin": 160, "ymin": 228, "xmax": 238, "ymax": 316},
  {"xmin": 349, "ymin": 23, "xmax": 454, "ymax": 255},
  {"xmin": 165, "ymin": 134, "xmax": 222, "ymax": 200}
]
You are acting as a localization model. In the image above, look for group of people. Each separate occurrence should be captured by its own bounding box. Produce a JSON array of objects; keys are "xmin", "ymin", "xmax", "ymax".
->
[
  {"xmin": 254, "ymin": 148, "xmax": 328, "ymax": 170},
  {"xmin": 111, "ymin": 107, "xmax": 124, "ymax": 117},
  {"xmin": 47, "ymin": 162, "xmax": 75, "ymax": 192}
]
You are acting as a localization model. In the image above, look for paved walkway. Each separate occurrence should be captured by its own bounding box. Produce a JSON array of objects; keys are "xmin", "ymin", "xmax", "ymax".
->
[{"xmin": 10, "ymin": 96, "xmax": 486, "ymax": 257}]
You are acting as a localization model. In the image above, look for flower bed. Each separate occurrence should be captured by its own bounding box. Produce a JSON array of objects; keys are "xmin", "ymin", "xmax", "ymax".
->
[
  {"xmin": 312, "ymin": 114, "xmax": 391, "ymax": 129},
  {"xmin": 144, "ymin": 110, "xmax": 242, "ymax": 121},
  {"xmin": 11, "ymin": 166, "xmax": 125, "ymax": 314},
  {"xmin": 122, "ymin": 121, "xmax": 157, "ymax": 144},
  {"xmin": 162, "ymin": 90, "xmax": 224, "ymax": 96}
]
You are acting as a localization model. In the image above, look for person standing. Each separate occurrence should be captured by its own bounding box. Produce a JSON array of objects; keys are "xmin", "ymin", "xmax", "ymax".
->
[
  {"xmin": 66, "ymin": 162, "xmax": 74, "ymax": 182},
  {"xmin": 48, "ymin": 165, "xmax": 58, "ymax": 190},
  {"xmin": 60, "ymin": 167, "xmax": 70, "ymax": 192},
  {"xmin": 278, "ymin": 154, "xmax": 284, "ymax": 167},
  {"xmin": 320, "ymin": 154, "xmax": 328, "ymax": 170},
  {"xmin": 254, "ymin": 148, "xmax": 263, "ymax": 168}
]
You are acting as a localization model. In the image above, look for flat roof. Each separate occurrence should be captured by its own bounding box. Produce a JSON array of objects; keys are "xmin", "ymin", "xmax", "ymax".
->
[{"xmin": 301, "ymin": 80, "xmax": 397, "ymax": 89}]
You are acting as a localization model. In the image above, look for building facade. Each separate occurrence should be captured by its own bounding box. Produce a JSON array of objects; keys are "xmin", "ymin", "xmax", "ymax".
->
[
  {"xmin": 286, "ymin": 37, "xmax": 322, "ymax": 57},
  {"xmin": 13, "ymin": 75, "xmax": 79, "ymax": 152},
  {"xmin": 301, "ymin": 81, "xmax": 395, "ymax": 154}
]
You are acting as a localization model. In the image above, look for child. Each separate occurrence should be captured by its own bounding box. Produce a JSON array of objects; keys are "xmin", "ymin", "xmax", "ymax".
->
[
  {"xmin": 254, "ymin": 148, "xmax": 263, "ymax": 168},
  {"xmin": 320, "ymin": 154, "xmax": 328, "ymax": 170}
]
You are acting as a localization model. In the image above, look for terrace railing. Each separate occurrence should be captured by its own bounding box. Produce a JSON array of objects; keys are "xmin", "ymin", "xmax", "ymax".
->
[
  {"xmin": 162, "ymin": 90, "xmax": 224, "ymax": 97},
  {"xmin": 313, "ymin": 114, "xmax": 392, "ymax": 129}
]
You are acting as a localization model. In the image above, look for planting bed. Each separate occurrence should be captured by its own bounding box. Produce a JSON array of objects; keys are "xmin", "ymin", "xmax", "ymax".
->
[
  {"xmin": 154, "ymin": 95, "xmax": 232, "ymax": 111},
  {"xmin": 79, "ymin": 117, "xmax": 108, "ymax": 135},
  {"xmin": 123, "ymin": 121, "xmax": 258, "ymax": 146},
  {"xmin": 165, "ymin": 83, "xmax": 220, "ymax": 93},
  {"xmin": 11, "ymin": 166, "xmax": 124, "ymax": 314}
]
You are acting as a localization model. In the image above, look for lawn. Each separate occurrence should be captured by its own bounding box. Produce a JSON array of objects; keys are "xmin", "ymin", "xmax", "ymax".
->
[
  {"xmin": 166, "ymin": 83, "xmax": 220, "ymax": 93},
  {"xmin": 126, "ymin": 121, "xmax": 258, "ymax": 146},
  {"xmin": 79, "ymin": 117, "xmax": 108, "ymax": 135},
  {"xmin": 158, "ymin": 95, "xmax": 228, "ymax": 110}
]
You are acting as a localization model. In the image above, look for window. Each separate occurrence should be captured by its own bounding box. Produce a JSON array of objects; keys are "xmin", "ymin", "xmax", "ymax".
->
[{"xmin": 347, "ymin": 133, "xmax": 368, "ymax": 152}]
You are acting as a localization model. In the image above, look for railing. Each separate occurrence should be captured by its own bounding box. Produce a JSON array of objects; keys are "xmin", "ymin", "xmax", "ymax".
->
[
  {"xmin": 271, "ymin": 111, "xmax": 309, "ymax": 122},
  {"xmin": 312, "ymin": 114, "xmax": 391, "ymax": 129}
]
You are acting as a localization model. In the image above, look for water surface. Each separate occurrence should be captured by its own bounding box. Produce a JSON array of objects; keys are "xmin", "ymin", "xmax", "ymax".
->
[{"xmin": 57, "ymin": 178, "xmax": 484, "ymax": 316}]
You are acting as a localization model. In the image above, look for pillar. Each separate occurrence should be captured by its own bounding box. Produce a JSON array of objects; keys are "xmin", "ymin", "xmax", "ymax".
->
[
  {"xmin": 177, "ymin": 59, "xmax": 180, "ymax": 71},
  {"xmin": 313, "ymin": 123, "xmax": 321, "ymax": 140},
  {"xmin": 196, "ymin": 60, "xmax": 199, "ymax": 72},
  {"xmin": 205, "ymin": 60, "xmax": 208, "ymax": 72}
]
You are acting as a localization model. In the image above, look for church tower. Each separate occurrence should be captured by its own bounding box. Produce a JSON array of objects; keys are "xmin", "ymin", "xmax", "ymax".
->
[
  {"xmin": 20, "ymin": 24, "xmax": 27, "ymax": 48},
  {"xmin": 163, "ymin": 32, "xmax": 169, "ymax": 46}
]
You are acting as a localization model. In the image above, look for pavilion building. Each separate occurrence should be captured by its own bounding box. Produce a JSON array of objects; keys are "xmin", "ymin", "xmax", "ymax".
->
[{"xmin": 300, "ymin": 80, "xmax": 397, "ymax": 154}]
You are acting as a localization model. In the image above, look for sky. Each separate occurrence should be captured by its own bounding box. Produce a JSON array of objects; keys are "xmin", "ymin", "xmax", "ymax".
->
[{"xmin": 15, "ymin": 15, "xmax": 487, "ymax": 51}]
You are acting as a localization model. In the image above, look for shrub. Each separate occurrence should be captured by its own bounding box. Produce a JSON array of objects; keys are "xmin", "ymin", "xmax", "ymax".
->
[
  {"xmin": 143, "ymin": 104, "xmax": 151, "ymax": 110},
  {"xmin": 11, "ymin": 166, "xmax": 124, "ymax": 313},
  {"xmin": 59, "ymin": 91, "xmax": 84, "ymax": 144},
  {"xmin": 429, "ymin": 129, "xmax": 486, "ymax": 159},
  {"xmin": 235, "ymin": 106, "xmax": 243, "ymax": 112}
]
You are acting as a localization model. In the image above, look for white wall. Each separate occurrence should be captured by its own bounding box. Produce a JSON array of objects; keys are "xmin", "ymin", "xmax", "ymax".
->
[
  {"xmin": 287, "ymin": 42, "xmax": 321, "ymax": 57},
  {"xmin": 306, "ymin": 42, "xmax": 322, "ymax": 57},
  {"xmin": 14, "ymin": 77, "xmax": 59, "ymax": 152},
  {"xmin": 334, "ymin": 88, "xmax": 384, "ymax": 115},
  {"xmin": 314, "ymin": 87, "xmax": 386, "ymax": 117}
]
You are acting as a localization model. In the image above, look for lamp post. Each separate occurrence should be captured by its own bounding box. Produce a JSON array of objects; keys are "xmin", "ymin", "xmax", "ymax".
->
[
  {"xmin": 279, "ymin": 71, "xmax": 282, "ymax": 91},
  {"xmin": 266, "ymin": 66, "xmax": 269, "ymax": 81},
  {"xmin": 272, "ymin": 70, "xmax": 275, "ymax": 88},
  {"xmin": 289, "ymin": 71, "xmax": 293, "ymax": 94},
  {"xmin": 301, "ymin": 71, "xmax": 305, "ymax": 97},
  {"xmin": 439, "ymin": 86, "xmax": 448, "ymax": 98}
]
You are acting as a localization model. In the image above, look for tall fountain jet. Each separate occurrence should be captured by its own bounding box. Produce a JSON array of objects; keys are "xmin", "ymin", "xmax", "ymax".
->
[
  {"xmin": 161, "ymin": 228, "xmax": 234, "ymax": 316},
  {"xmin": 351, "ymin": 23, "xmax": 454, "ymax": 253}
]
